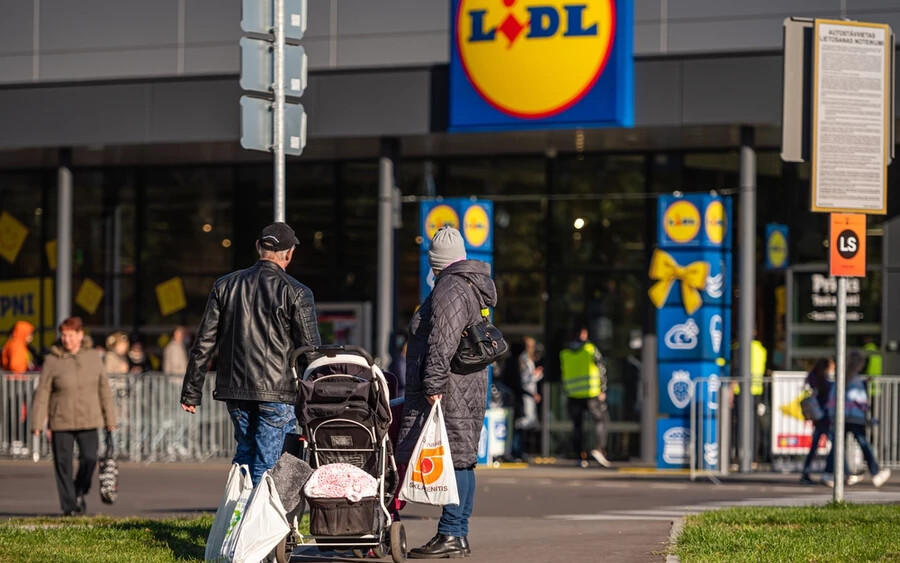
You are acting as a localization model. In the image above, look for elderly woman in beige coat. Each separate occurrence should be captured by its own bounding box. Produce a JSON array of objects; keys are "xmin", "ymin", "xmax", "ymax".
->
[{"xmin": 32, "ymin": 317, "xmax": 117, "ymax": 516}]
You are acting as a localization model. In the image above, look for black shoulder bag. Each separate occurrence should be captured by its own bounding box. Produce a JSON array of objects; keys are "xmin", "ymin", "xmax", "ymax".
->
[{"xmin": 450, "ymin": 283, "xmax": 509, "ymax": 374}]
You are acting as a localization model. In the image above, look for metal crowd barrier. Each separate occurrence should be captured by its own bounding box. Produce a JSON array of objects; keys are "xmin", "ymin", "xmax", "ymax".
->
[
  {"xmin": 689, "ymin": 373, "xmax": 900, "ymax": 480},
  {"xmin": 1, "ymin": 372, "xmax": 233, "ymax": 462}
]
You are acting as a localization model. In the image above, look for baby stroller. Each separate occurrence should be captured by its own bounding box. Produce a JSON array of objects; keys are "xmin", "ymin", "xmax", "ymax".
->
[{"xmin": 276, "ymin": 345, "xmax": 407, "ymax": 563}]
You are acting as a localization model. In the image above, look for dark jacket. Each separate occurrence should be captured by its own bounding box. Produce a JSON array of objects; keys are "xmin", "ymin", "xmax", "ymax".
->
[
  {"xmin": 396, "ymin": 260, "xmax": 498, "ymax": 468},
  {"xmin": 31, "ymin": 337, "xmax": 117, "ymax": 432},
  {"xmin": 181, "ymin": 260, "xmax": 321, "ymax": 406}
]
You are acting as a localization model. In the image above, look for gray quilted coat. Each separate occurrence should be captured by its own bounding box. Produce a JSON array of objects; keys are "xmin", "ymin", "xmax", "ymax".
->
[{"xmin": 396, "ymin": 260, "xmax": 498, "ymax": 469}]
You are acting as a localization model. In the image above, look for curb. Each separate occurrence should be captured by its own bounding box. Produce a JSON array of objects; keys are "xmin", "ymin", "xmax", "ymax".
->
[{"xmin": 665, "ymin": 517, "xmax": 685, "ymax": 563}]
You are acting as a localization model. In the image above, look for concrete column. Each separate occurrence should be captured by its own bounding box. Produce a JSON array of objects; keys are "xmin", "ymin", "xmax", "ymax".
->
[
  {"xmin": 56, "ymin": 149, "xmax": 73, "ymax": 325},
  {"xmin": 738, "ymin": 126, "xmax": 757, "ymax": 473},
  {"xmin": 376, "ymin": 138, "xmax": 398, "ymax": 368}
]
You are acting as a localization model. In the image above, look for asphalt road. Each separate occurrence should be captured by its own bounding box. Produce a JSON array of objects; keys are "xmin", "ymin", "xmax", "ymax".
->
[{"xmin": 1, "ymin": 460, "xmax": 898, "ymax": 562}]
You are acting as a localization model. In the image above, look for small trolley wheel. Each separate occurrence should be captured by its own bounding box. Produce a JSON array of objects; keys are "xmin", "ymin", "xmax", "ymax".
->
[
  {"xmin": 352, "ymin": 548, "xmax": 368, "ymax": 558},
  {"xmin": 275, "ymin": 533, "xmax": 293, "ymax": 563},
  {"xmin": 373, "ymin": 543, "xmax": 387, "ymax": 559},
  {"xmin": 390, "ymin": 522, "xmax": 407, "ymax": 563}
]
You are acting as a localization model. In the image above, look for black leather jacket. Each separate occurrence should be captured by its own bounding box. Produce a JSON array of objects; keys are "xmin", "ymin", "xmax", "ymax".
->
[{"xmin": 181, "ymin": 260, "xmax": 321, "ymax": 406}]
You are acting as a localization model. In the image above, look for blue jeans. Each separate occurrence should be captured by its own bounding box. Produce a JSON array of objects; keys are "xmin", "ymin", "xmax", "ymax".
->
[
  {"xmin": 438, "ymin": 467, "xmax": 476, "ymax": 537},
  {"xmin": 801, "ymin": 423, "xmax": 829, "ymax": 475},
  {"xmin": 226, "ymin": 400, "xmax": 296, "ymax": 486},
  {"xmin": 825, "ymin": 423, "xmax": 880, "ymax": 476}
]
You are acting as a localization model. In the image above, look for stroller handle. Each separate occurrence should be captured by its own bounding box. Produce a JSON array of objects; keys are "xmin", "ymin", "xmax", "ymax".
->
[{"xmin": 291, "ymin": 345, "xmax": 376, "ymax": 369}]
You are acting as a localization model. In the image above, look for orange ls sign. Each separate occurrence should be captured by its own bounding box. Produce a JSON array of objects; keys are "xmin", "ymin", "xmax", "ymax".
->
[{"xmin": 830, "ymin": 214, "xmax": 866, "ymax": 278}]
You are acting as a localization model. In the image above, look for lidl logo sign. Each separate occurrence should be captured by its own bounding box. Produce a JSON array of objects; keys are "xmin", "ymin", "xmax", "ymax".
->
[
  {"xmin": 450, "ymin": 0, "xmax": 633, "ymax": 130},
  {"xmin": 663, "ymin": 201, "xmax": 701, "ymax": 244}
]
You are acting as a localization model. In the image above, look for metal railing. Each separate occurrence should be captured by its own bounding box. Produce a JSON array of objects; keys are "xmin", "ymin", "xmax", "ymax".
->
[
  {"xmin": 2, "ymin": 372, "xmax": 233, "ymax": 462},
  {"xmin": 689, "ymin": 373, "xmax": 900, "ymax": 480}
]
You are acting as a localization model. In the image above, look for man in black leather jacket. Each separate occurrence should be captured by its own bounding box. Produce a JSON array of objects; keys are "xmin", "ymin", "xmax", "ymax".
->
[{"xmin": 180, "ymin": 222, "xmax": 321, "ymax": 484}]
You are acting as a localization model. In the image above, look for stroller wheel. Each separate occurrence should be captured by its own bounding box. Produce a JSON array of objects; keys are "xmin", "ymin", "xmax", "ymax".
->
[
  {"xmin": 275, "ymin": 532, "xmax": 294, "ymax": 563},
  {"xmin": 390, "ymin": 522, "xmax": 407, "ymax": 563},
  {"xmin": 352, "ymin": 548, "xmax": 368, "ymax": 558}
]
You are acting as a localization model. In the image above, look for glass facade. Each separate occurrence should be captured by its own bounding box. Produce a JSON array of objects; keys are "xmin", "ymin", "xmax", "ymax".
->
[{"xmin": 1, "ymin": 147, "xmax": 895, "ymax": 458}]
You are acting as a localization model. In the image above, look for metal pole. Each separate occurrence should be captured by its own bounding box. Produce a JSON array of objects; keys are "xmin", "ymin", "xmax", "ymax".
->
[
  {"xmin": 834, "ymin": 276, "xmax": 847, "ymax": 502},
  {"xmin": 738, "ymin": 126, "xmax": 756, "ymax": 473},
  {"xmin": 376, "ymin": 138, "xmax": 396, "ymax": 368},
  {"xmin": 56, "ymin": 151, "xmax": 73, "ymax": 325},
  {"xmin": 272, "ymin": 0, "xmax": 286, "ymax": 223},
  {"xmin": 641, "ymin": 334, "xmax": 658, "ymax": 463}
]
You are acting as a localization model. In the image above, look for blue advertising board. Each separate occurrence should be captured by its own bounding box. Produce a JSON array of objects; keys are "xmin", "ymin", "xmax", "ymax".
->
[
  {"xmin": 656, "ymin": 418, "xmax": 691, "ymax": 469},
  {"xmin": 658, "ymin": 195, "xmax": 733, "ymax": 250},
  {"xmin": 765, "ymin": 224, "xmax": 789, "ymax": 270},
  {"xmin": 657, "ymin": 307, "xmax": 731, "ymax": 362},
  {"xmin": 449, "ymin": 0, "xmax": 634, "ymax": 131},
  {"xmin": 658, "ymin": 361, "xmax": 726, "ymax": 417}
]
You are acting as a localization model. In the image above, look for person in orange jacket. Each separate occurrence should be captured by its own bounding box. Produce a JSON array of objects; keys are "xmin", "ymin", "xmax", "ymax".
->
[{"xmin": 2, "ymin": 321, "xmax": 35, "ymax": 374}]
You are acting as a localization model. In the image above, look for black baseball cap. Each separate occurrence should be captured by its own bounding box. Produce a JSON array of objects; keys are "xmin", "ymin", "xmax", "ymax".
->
[{"xmin": 258, "ymin": 222, "xmax": 300, "ymax": 251}]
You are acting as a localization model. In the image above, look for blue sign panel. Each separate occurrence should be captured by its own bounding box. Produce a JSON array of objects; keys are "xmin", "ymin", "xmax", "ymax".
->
[
  {"xmin": 656, "ymin": 418, "xmax": 691, "ymax": 469},
  {"xmin": 657, "ymin": 307, "xmax": 731, "ymax": 362},
  {"xmin": 449, "ymin": 0, "xmax": 634, "ymax": 131},
  {"xmin": 650, "ymin": 249, "xmax": 732, "ymax": 309},
  {"xmin": 658, "ymin": 195, "xmax": 732, "ymax": 250},
  {"xmin": 765, "ymin": 223, "xmax": 789, "ymax": 270},
  {"xmin": 658, "ymin": 361, "xmax": 726, "ymax": 416}
]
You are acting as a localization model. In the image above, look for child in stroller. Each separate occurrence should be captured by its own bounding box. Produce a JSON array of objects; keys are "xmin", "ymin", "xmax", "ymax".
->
[{"xmin": 276, "ymin": 345, "xmax": 407, "ymax": 563}]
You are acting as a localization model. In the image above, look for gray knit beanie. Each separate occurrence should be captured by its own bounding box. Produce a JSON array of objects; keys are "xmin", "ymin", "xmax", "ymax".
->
[{"xmin": 428, "ymin": 226, "xmax": 467, "ymax": 271}]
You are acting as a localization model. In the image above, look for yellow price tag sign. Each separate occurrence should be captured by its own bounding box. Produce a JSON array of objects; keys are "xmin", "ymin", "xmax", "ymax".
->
[
  {"xmin": 75, "ymin": 278, "xmax": 104, "ymax": 315},
  {"xmin": 45, "ymin": 240, "xmax": 58, "ymax": 270},
  {"xmin": 0, "ymin": 211, "xmax": 29, "ymax": 264},
  {"xmin": 156, "ymin": 277, "xmax": 187, "ymax": 317}
]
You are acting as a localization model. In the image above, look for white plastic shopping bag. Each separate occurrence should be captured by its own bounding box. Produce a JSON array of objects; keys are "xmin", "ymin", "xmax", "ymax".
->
[
  {"xmin": 399, "ymin": 399, "xmax": 459, "ymax": 506},
  {"xmin": 206, "ymin": 464, "xmax": 252, "ymax": 561},
  {"xmin": 230, "ymin": 472, "xmax": 291, "ymax": 563},
  {"xmin": 218, "ymin": 466, "xmax": 254, "ymax": 561}
]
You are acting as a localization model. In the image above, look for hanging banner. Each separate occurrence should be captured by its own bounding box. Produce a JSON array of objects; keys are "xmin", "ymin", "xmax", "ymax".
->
[
  {"xmin": 0, "ymin": 278, "xmax": 54, "ymax": 349},
  {"xmin": 0, "ymin": 211, "xmax": 29, "ymax": 264},
  {"xmin": 75, "ymin": 279, "xmax": 104, "ymax": 315},
  {"xmin": 765, "ymin": 224, "xmax": 789, "ymax": 270},
  {"xmin": 156, "ymin": 277, "xmax": 187, "ymax": 317}
]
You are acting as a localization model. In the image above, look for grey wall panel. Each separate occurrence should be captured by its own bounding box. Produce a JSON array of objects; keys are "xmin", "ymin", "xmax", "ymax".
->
[
  {"xmin": 634, "ymin": 60, "xmax": 681, "ymax": 126},
  {"xmin": 310, "ymin": 70, "xmax": 431, "ymax": 136},
  {"xmin": 304, "ymin": 37, "xmax": 335, "ymax": 70},
  {"xmin": 634, "ymin": 22, "xmax": 661, "ymax": 55},
  {"xmin": 681, "ymin": 56, "xmax": 782, "ymax": 125},
  {"xmin": 635, "ymin": 0, "xmax": 662, "ymax": 23},
  {"xmin": 843, "ymin": 10, "xmax": 900, "ymax": 30},
  {"xmin": 40, "ymin": 49, "xmax": 178, "ymax": 82},
  {"xmin": 184, "ymin": 45, "xmax": 239, "ymax": 75},
  {"xmin": 185, "ymin": 0, "xmax": 239, "ymax": 44},
  {"xmin": 337, "ymin": 0, "xmax": 447, "ymax": 36},
  {"xmin": 0, "ymin": 1, "xmax": 34, "ymax": 55},
  {"xmin": 848, "ymin": 0, "xmax": 900, "ymax": 9},
  {"xmin": 0, "ymin": 83, "xmax": 150, "ymax": 149},
  {"xmin": 307, "ymin": 0, "xmax": 333, "ymax": 39},
  {"xmin": 0, "ymin": 56, "xmax": 33, "ymax": 84},
  {"xmin": 666, "ymin": 0, "xmax": 840, "ymax": 20},
  {"xmin": 666, "ymin": 16, "xmax": 806, "ymax": 53},
  {"xmin": 40, "ymin": 0, "xmax": 178, "ymax": 51},
  {"xmin": 148, "ymin": 80, "xmax": 239, "ymax": 142},
  {"xmin": 336, "ymin": 33, "xmax": 449, "ymax": 69}
]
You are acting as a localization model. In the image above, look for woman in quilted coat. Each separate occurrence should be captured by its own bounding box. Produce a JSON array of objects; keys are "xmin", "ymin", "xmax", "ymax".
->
[{"xmin": 397, "ymin": 226, "xmax": 497, "ymax": 559}]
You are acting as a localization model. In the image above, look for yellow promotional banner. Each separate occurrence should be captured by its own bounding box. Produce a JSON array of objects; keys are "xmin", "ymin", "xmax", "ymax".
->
[
  {"xmin": 156, "ymin": 277, "xmax": 187, "ymax": 317},
  {"xmin": 0, "ymin": 278, "xmax": 55, "ymax": 349},
  {"xmin": 75, "ymin": 279, "xmax": 104, "ymax": 315},
  {"xmin": 0, "ymin": 211, "xmax": 29, "ymax": 264},
  {"xmin": 46, "ymin": 240, "xmax": 58, "ymax": 270}
]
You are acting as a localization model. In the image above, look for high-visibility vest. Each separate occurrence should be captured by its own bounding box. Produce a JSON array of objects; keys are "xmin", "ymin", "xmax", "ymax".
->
[
  {"xmin": 750, "ymin": 340, "xmax": 767, "ymax": 396},
  {"xmin": 560, "ymin": 343, "xmax": 602, "ymax": 399},
  {"xmin": 864, "ymin": 342, "xmax": 883, "ymax": 397}
]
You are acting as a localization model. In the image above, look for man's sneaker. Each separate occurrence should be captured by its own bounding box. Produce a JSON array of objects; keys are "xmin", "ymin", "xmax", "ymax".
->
[
  {"xmin": 873, "ymin": 469, "xmax": 892, "ymax": 488},
  {"xmin": 822, "ymin": 474, "xmax": 835, "ymax": 488},
  {"xmin": 847, "ymin": 474, "xmax": 863, "ymax": 486},
  {"xmin": 799, "ymin": 474, "xmax": 816, "ymax": 485},
  {"xmin": 590, "ymin": 449, "xmax": 612, "ymax": 468}
]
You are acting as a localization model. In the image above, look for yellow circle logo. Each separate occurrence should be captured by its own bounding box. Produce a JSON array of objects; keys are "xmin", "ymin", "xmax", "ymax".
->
[
  {"xmin": 424, "ymin": 205, "xmax": 460, "ymax": 241},
  {"xmin": 767, "ymin": 230, "xmax": 788, "ymax": 268},
  {"xmin": 456, "ymin": 0, "xmax": 616, "ymax": 118},
  {"xmin": 663, "ymin": 201, "xmax": 701, "ymax": 244},
  {"xmin": 463, "ymin": 204, "xmax": 490, "ymax": 248},
  {"xmin": 704, "ymin": 201, "xmax": 726, "ymax": 245}
]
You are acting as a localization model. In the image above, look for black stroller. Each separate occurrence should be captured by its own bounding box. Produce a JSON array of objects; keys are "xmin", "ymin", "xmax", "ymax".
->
[{"xmin": 276, "ymin": 345, "xmax": 407, "ymax": 563}]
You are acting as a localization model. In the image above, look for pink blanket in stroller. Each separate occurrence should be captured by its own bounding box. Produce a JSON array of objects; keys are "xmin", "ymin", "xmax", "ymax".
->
[{"xmin": 303, "ymin": 463, "xmax": 378, "ymax": 502}]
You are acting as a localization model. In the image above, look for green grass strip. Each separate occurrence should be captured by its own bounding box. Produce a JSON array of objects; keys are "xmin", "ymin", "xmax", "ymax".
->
[{"xmin": 675, "ymin": 503, "xmax": 900, "ymax": 563}]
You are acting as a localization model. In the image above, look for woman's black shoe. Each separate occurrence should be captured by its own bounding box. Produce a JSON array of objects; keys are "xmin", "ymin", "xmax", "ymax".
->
[
  {"xmin": 460, "ymin": 536, "xmax": 471, "ymax": 557},
  {"xmin": 408, "ymin": 534, "xmax": 466, "ymax": 559}
]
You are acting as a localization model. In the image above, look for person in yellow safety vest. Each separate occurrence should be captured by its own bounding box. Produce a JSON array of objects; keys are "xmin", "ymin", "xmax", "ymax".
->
[
  {"xmin": 750, "ymin": 339, "xmax": 767, "ymax": 396},
  {"xmin": 559, "ymin": 327, "xmax": 610, "ymax": 468},
  {"xmin": 864, "ymin": 340, "xmax": 882, "ymax": 398}
]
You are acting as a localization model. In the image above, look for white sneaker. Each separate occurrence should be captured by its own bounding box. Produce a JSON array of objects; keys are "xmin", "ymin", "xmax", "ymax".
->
[
  {"xmin": 847, "ymin": 474, "xmax": 863, "ymax": 486},
  {"xmin": 822, "ymin": 474, "xmax": 835, "ymax": 488},
  {"xmin": 873, "ymin": 469, "xmax": 892, "ymax": 488},
  {"xmin": 590, "ymin": 449, "xmax": 611, "ymax": 468}
]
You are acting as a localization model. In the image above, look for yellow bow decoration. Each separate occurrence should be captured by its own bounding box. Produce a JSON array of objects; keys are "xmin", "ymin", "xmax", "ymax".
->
[{"xmin": 648, "ymin": 249, "xmax": 710, "ymax": 315}]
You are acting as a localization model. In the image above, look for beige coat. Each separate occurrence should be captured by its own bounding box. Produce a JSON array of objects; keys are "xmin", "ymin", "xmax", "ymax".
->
[{"xmin": 31, "ymin": 339, "xmax": 117, "ymax": 432}]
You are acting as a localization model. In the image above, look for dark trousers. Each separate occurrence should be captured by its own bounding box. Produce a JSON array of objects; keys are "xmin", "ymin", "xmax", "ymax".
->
[
  {"xmin": 825, "ymin": 423, "xmax": 880, "ymax": 476},
  {"xmin": 51, "ymin": 429, "xmax": 99, "ymax": 514},
  {"xmin": 438, "ymin": 467, "xmax": 476, "ymax": 537},
  {"xmin": 801, "ymin": 422, "xmax": 829, "ymax": 475},
  {"xmin": 568, "ymin": 396, "xmax": 609, "ymax": 456}
]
